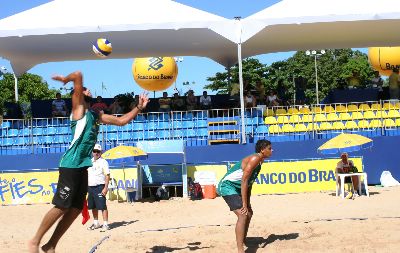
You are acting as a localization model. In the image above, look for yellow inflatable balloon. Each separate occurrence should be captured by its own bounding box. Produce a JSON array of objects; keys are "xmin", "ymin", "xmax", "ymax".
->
[
  {"xmin": 132, "ymin": 57, "xmax": 178, "ymax": 91},
  {"xmin": 368, "ymin": 47, "xmax": 400, "ymax": 76}
]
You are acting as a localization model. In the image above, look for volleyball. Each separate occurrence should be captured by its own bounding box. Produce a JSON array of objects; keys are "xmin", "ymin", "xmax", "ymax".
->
[
  {"xmin": 132, "ymin": 57, "xmax": 178, "ymax": 91},
  {"xmin": 368, "ymin": 47, "xmax": 400, "ymax": 76},
  {"xmin": 92, "ymin": 38, "xmax": 112, "ymax": 58}
]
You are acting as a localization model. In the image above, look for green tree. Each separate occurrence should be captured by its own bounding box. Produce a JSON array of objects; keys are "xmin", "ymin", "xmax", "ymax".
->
[
  {"xmin": 205, "ymin": 58, "xmax": 268, "ymax": 94},
  {"xmin": 0, "ymin": 73, "xmax": 59, "ymax": 115},
  {"xmin": 205, "ymin": 49, "xmax": 376, "ymax": 104}
]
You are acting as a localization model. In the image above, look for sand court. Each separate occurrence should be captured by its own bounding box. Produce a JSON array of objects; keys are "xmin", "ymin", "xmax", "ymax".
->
[{"xmin": 1, "ymin": 186, "xmax": 399, "ymax": 253}]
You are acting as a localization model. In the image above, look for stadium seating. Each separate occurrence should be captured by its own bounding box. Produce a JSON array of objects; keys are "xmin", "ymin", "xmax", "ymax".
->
[{"xmin": 2, "ymin": 100, "xmax": 400, "ymax": 153}]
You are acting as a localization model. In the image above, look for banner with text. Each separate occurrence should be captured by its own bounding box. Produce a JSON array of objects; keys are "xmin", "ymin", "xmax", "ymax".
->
[
  {"xmin": 0, "ymin": 167, "xmax": 137, "ymax": 205},
  {"xmin": 252, "ymin": 158, "xmax": 363, "ymax": 194}
]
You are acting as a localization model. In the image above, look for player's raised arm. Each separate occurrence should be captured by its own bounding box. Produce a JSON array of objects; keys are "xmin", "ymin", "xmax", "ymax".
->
[
  {"xmin": 99, "ymin": 92, "xmax": 149, "ymax": 126},
  {"xmin": 52, "ymin": 71, "xmax": 86, "ymax": 120}
]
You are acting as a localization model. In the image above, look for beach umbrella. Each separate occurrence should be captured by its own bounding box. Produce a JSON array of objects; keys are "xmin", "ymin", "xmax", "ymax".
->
[
  {"xmin": 317, "ymin": 133, "xmax": 373, "ymax": 155},
  {"xmin": 102, "ymin": 145, "xmax": 147, "ymax": 163},
  {"xmin": 103, "ymin": 145, "xmax": 148, "ymax": 201}
]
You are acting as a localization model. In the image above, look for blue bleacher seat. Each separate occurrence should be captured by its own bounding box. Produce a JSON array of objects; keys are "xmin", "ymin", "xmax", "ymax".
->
[
  {"xmin": 43, "ymin": 136, "xmax": 54, "ymax": 144},
  {"xmin": 145, "ymin": 131, "xmax": 157, "ymax": 139},
  {"xmin": 173, "ymin": 121, "xmax": 183, "ymax": 129},
  {"xmin": 172, "ymin": 113, "xmax": 182, "ymax": 120},
  {"xmin": 133, "ymin": 123, "xmax": 144, "ymax": 131},
  {"xmin": 120, "ymin": 132, "xmax": 132, "ymax": 141},
  {"xmin": 173, "ymin": 130, "xmax": 183, "ymax": 138},
  {"xmin": 186, "ymin": 129, "xmax": 196, "ymax": 137},
  {"xmin": 159, "ymin": 113, "xmax": 170, "ymax": 121},
  {"xmin": 120, "ymin": 124, "xmax": 131, "ymax": 131},
  {"xmin": 196, "ymin": 120, "xmax": 207, "ymax": 128},
  {"xmin": 159, "ymin": 121, "xmax": 170, "ymax": 129},
  {"xmin": 1, "ymin": 121, "xmax": 11, "ymax": 129},
  {"xmin": 145, "ymin": 122, "xmax": 157, "ymax": 130},
  {"xmin": 183, "ymin": 112, "xmax": 193, "ymax": 120},
  {"xmin": 106, "ymin": 132, "xmax": 118, "ymax": 141},
  {"xmin": 7, "ymin": 129, "xmax": 19, "ymax": 137},
  {"xmin": 3, "ymin": 138, "xmax": 15, "ymax": 146},
  {"xmin": 132, "ymin": 131, "xmax": 144, "ymax": 140},
  {"xmin": 135, "ymin": 115, "xmax": 146, "ymax": 121},
  {"xmin": 255, "ymin": 125, "xmax": 269, "ymax": 134},
  {"xmin": 19, "ymin": 128, "xmax": 31, "ymax": 136},
  {"xmin": 197, "ymin": 128, "xmax": 208, "ymax": 137},
  {"xmin": 107, "ymin": 125, "xmax": 118, "ymax": 132},
  {"xmin": 159, "ymin": 130, "xmax": 171, "ymax": 139},
  {"xmin": 32, "ymin": 128, "xmax": 44, "ymax": 136},
  {"xmin": 46, "ymin": 127, "xmax": 57, "ymax": 135},
  {"xmin": 147, "ymin": 114, "xmax": 158, "ymax": 121},
  {"xmin": 15, "ymin": 137, "xmax": 29, "ymax": 146},
  {"xmin": 182, "ymin": 121, "xmax": 195, "ymax": 128},
  {"xmin": 195, "ymin": 111, "xmax": 207, "ymax": 119},
  {"xmin": 59, "ymin": 126, "xmax": 70, "ymax": 135}
]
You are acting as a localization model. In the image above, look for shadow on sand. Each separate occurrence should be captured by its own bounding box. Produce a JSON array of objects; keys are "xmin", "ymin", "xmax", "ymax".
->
[
  {"xmin": 146, "ymin": 242, "xmax": 210, "ymax": 253},
  {"xmin": 245, "ymin": 233, "xmax": 299, "ymax": 253}
]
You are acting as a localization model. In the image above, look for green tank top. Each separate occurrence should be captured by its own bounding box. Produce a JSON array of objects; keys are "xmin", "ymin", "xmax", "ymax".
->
[
  {"xmin": 59, "ymin": 110, "xmax": 99, "ymax": 168},
  {"xmin": 217, "ymin": 156, "xmax": 262, "ymax": 196}
]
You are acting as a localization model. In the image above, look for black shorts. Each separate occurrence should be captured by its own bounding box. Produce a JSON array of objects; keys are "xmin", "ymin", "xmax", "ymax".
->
[
  {"xmin": 222, "ymin": 194, "xmax": 251, "ymax": 211},
  {"xmin": 52, "ymin": 167, "xmax": 88, "ymax": 210},
  {"xmin": 88, "ymin": 184, "xmax": 107, "ymax": 210}
]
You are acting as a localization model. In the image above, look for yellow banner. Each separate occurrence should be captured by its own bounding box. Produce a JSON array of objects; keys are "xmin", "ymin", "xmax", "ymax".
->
[
  {"xmin": 0, "ymin": 167, "xmax": 138, "ymax": 205},
  {"xmin": 252, "ymin": 158, "xmax": 363, "ymax": 194}
]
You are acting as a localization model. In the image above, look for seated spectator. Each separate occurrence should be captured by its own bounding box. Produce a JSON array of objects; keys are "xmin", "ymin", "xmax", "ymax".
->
[
  {"xmin": 255, "ymin": 80, "xmax": 266, "ymax": 105},
  {"xmin": 52, "ymin": 92, "xmax": 68, "ymax": 117},
  {"xmin": 199, "ymin": 91, "xmax": 212, "ymax": 110},
  {"xmin": 171, "ymin": 93, "xmax": 185, "ymax": 111},
  {"xmin": 267, "ymin": 91, "xmax": 280, "ymax": 107},
  {"xmin": 229, "ymin": 83, "xmax": 240, "ymax": 108},
  {"xmin": 108, "ymin": 96, "xmax": 124, "ymax": 115},
  {"xmin": 348, "ymin": 71, "xmax": 360, "ymax": 89},
  {"xmin": 186, "ymin": 90, "xmax": 197, "ymax": 111},
  {"xmin": 244, "ymin": 90, "xmax": 256, "ymax": 108},
  {"xmin": 389, "ymin": 68, "xmax": 400, "ymax": 99},
  {"xmin": 336, "ymin": 152, "xmax": 360, "ymax": 196},
  {"xmin": 370, "ymin": 71, "xmax": 383, "ymax": 89},
  {"xmin": 91, "ymin": 96, "xmax": 109, "ymax": 113},
  {"xmin": 159, "ymin": 92, "xmax": 171, "ymax": 112}
]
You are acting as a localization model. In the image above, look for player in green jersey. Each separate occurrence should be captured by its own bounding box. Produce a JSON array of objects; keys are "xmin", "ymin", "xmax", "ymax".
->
[
  {"xmin": 29, "ymin": 71, "xmax": 149, "ymax": 253},
  {"xmin": 217, "ymin": 139, "xmax": 272, "ymax": 253}
]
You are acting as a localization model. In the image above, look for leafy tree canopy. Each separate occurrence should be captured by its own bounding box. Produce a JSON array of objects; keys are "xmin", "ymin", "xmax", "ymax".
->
[{"xmin": 205, "ymin": 49, "xmax": 376, "ymax": 103}]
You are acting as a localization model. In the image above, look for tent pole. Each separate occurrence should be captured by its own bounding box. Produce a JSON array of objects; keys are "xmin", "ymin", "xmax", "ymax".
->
[
  {"xmin": 238, "ymin": 42, "xmax": 246, "ymax": 144},
  {"xmin": 235, "ymin": 16, "xmax": 246, "ymax": 144},
  {"xmin": 182, "ymin": 141, "xmax": 188, "ymax": 198}
]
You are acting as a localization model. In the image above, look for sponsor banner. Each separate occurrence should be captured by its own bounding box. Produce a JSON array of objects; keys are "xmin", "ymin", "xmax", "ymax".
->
[
  {"xmin": 187, "ymin": 165, "xmax": 227, "ymax": 184},
  {"xmin": 0, "ymin": 167, "xmax": 137, "ymax": 205},
  {"xmin": 137, "ymin": 140, "xmax": 184, "ymax": 153},
  {"xmin": 252, "ymin": 158, "xmax": 363, "ymax": 194}
]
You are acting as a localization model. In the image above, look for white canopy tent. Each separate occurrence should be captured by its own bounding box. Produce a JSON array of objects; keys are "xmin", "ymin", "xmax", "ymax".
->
[
  {"xmin": 0, "ymin": 0, "xmax": 239, "ymax": 76},
  {"xmin": 236, "ymin": 0, "xmax": 400, "ymax": 123},
  {"xmin": 241, "ymin": 0, "xmax": 400, "ymax": 55}
]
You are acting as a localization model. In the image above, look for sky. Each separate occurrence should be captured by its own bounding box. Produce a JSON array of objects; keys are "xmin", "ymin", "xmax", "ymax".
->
[{"xmin": 0, "ymin": 0, "xmax": 366, "ymax": 98}]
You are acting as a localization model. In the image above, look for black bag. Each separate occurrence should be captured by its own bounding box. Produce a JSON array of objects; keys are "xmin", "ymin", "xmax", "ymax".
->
[
  {"xmin": 155, "ymin": 186, "xmax": 169, "ymax": 201},
  {"xmin": 190, "ymin": 183, "xmax": 203, "ymax": 200}
]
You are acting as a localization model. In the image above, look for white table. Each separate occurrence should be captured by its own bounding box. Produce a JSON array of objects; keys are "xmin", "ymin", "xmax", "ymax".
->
[{"xmin": 336, "ymin": 172, "xmax": 369, "ymax": 198}]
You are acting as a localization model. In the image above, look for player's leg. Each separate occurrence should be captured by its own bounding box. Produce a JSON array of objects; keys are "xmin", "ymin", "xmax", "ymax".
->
[{"xmin": 28, "ymin": 207, "xmax": 67, "ymax": 253}]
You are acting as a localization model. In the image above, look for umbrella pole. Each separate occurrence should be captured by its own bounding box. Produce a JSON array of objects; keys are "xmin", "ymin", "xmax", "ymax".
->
[{"xmin": 122, "ymin": 162, "xmax": 127, "ymax": 202}]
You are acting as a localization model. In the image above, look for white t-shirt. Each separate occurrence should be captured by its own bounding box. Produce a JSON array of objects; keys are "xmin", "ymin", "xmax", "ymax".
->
[
  {"xmin": 52, "ymin": 99, "xmax": 66, "ymax": 112},
  {"xmin": 336, "ymin": 159, "xmax": 354, "ymax": 173},
  {"xmin": 267, "ymin": 95, "xmax": 277, "ymax": 103},
  {"xmin": 200, "ymin": 95, "xmax": 212, "ymax": 106},
  {"xmin": 88, "ymin": 157, "xmax": 110, "ymax": 186}
]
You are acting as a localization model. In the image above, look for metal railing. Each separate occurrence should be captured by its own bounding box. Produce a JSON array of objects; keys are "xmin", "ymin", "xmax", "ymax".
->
[{"xmin": 1, "ymin": 99, "xmax": 400, "ymax": 154}]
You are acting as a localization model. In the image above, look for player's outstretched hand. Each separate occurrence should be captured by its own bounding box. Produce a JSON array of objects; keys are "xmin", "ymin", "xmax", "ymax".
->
[
  {"xmin": 52, "ymin": 75, "xmax": 68, "ymax": 85},
  {"xmin": 138, "ymin": 92, "xmax": 150, "ymax": 110}
]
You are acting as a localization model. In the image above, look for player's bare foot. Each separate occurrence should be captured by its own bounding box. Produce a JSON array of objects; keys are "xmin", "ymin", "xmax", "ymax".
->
[
  {"xmin": 41, "ymin": 243, "xmax": 55, "ymax": 253},
  {"xmin": 27, "ymin": 239, "xmax": 39, "ymax": 253}
]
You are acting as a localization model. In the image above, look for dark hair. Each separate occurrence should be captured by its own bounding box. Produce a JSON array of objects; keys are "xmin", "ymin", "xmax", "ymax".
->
[
  {"xmin": 255, "ymin": 139, "xmax": 271, "ymax": 153},
  {"xmin": 70, "ymin": 87, "xmax": 87, "ymax": 95}
]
